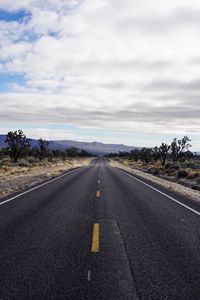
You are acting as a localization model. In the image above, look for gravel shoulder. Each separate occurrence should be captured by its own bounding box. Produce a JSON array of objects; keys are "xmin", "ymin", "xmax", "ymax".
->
[
  {"xmin": 110, "ymin": 159, "xmax": 200, "ymax": 203},
  {"xmin": 0, "ymin": 158, "xmax": 92, "ymax": 199}
]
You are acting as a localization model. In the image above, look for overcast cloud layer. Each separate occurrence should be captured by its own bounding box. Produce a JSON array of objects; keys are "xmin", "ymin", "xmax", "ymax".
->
[{"xmin": 0, "ymin": 0, "xmax": 200, "ymax": 149}]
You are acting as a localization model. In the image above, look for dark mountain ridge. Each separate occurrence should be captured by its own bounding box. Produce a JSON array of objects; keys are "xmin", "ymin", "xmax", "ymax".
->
[{"xmin": 0, "ymin": 134, "xmax": 136, "ymax": 155}]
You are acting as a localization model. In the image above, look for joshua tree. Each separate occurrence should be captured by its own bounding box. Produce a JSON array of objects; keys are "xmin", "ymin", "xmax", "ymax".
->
[
  {"xmin": 130, "ymin": 149, "xmax": 141, "ymax": 162},
  {"xmin": 5, "ymin": 130, "xmax": 30, "ymax": 163},
  {"xmin": 170, "ymin": 136, "xmax": 192, "ymax": 162},
  {"xmin": 152, "ymin": 146, "xmax": 159, "ymax": 162},
  {"xmin": 38, "ymin": 138, "xmax": 49, "ymax": 161},
  {"xmin": 158, "ymin": 143, "xmax": 170, "ymax": 166},
  {"xmin": 140, "ymin": 148, "xmax": 153, "ymax": 163}
]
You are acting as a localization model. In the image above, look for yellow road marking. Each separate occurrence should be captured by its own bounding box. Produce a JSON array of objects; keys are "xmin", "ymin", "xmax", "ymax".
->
[
  {"xmin": 91, "ymin": 223, "xmax": 99, "ymax": 252},
  {"xmin": 96, "ymin": 191, "xmax": 100, "ymax": 198}
]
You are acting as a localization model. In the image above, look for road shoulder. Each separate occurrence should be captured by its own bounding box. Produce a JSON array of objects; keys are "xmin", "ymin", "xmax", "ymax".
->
[
  {"xmin": 0, "ymin": 158, "xmax": 92, "ymax": 200},
  {"xmin": 109, "ymin": 159, "xmax": 200, "ymax": 204}
]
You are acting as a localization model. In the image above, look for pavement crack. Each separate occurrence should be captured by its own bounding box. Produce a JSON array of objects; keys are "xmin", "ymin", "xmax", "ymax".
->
[{"xmin": 116, "ymin": 220, "xmax": 141, "ymax": 300}]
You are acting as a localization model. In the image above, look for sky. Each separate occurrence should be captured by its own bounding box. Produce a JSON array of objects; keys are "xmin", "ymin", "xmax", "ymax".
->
[{"xmin": 0, "ymin": 0, "xmax": 200, "ymax": 150}]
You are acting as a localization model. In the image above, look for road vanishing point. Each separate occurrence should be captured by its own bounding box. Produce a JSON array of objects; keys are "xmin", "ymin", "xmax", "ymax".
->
[{"xmin": 0, "ymin": 158, "xmax": 200, "ymax": 299}]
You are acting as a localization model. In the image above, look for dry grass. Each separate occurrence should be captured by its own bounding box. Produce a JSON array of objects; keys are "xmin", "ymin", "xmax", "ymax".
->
[
  {"xmin": 0, "ymin": 158, "xmax": 92, "ymax": 199},
  {"xmin": 110, "ymin": 159, "xmax": 200, "ymax": 203}
]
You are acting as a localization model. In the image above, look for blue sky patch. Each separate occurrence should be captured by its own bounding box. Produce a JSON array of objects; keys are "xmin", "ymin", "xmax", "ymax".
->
[
  {"xmin": 0, "ymin": 74, "xmax": 26, "ymax": 92},
  {"xmin": 0, "ymin": 9, "xmax": 30, "ymax": 23}
]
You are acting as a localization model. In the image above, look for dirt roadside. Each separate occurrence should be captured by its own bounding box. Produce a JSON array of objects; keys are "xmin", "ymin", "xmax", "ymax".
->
[
  {"xmin": 0, "ymin": 158, "xmax": 92, "ymax": 199},
  {"xmin": 109, "ymin": 159, "xmax": 200, "ymax": 203}
]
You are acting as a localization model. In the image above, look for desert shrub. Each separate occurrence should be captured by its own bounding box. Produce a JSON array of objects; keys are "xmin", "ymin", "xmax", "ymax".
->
[
  {"xmin": 147, "ymin": 168, "xmax": 157, "ymax": 175},
  {"xmin": 166, "ymin": 168, "xmax": 177, "ymax": 176},
  {"xmin": 196, "ymin": 177, "xmax": 200, "ymax": 184},
  {"xmin": 173, "ymin": 164, "xmax": 180, "ymax": 170},
  {"xmin": 17, "ymin": 160, "xmax": 32, "ymax": 168},
  {"xmin": 186, "ymin": 173, "xmax": 194, "ymax": 180},
  {"xmin": 165, "ymin": 162, "xmax": 172, "ymax": 169},
  {"xmin": 152, "ymin": 169, "xmax": 160, "ymax": 175},
  {"xmin": 192, "ymin": 163, "xmax": 200, "ymax": 170},
  {"xmin": 183, "ymin": 161, "xmax": 200, "ymax": 170},
  {"xmin": 141, "ymin": 163, "xmax": 148, "ymax": 167},
  {"xmin": 177, "ymin": 169, "xmax": 189, "ymax": 178},
  {"xmin": 18, "ymin": 162, "xmax": 31, "ymax": 167},
  {"xmin": 165, "ymin": 162, "xmax": 179, "ymax": 176},
  {"xmin": 2, "ymin": 159, "xmax": 13, "ymax": 167},
  {"xmin": 38, "ymin": 161, "xmax": 47, "ymax": 166},
  {"xmin": 194, "ymin": 172, "xmax": 200, "ymax": 178},
  {"xmin": 165, "ymin": 162, "xmax": 180, "ymax": 170},
  {"xmin": 187, "ymin": 172, "xmax": 200, "ymax": 180},
  {"xmin": 2, "ymin": 165, "xmax": 10, "ymax": 172},
  {"xmin": 147, "ymin": 167, "xmax": 162, "ymax": 176},
  {"xmin": 178, "ymin": 157, "xmax": 186, "ymax": 163},
  {"xmin": 27, "ymin": 157, "xmax": 39, "ymax": 164}
]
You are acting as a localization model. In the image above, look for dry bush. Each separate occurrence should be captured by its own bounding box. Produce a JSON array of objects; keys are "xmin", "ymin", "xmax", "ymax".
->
[
  {"xmin": 147, "ymin": 168, "xmax": 160, "ymax": 176},
  {"xmin": 27, "ymin": 157, "xmax": 39, "ymax": 164},
  {"xmin": 2, "ymin": 159, "xmax": 13, "ymax": 167},
  {"xmin": 186, "ymin": 171, "xmax": 200, "ymax": 180},
  {"xmin": 17, "ymin": 161, "xmax": 32, "ymax": 168},
  {"xmin": 177, "ymin": 169, "xmax": 189, "ymax": 178}
]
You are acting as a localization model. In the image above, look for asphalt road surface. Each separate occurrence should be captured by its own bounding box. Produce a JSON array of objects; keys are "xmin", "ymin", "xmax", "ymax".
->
[{"xmin": 0, "ymin": 158, "xmax": 200, "ymax": 299}]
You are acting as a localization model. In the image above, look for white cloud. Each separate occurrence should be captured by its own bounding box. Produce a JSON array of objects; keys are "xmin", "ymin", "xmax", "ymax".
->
[{"xmin": 0, "ymin": 0, "xmax": 200, "ymax": 147}]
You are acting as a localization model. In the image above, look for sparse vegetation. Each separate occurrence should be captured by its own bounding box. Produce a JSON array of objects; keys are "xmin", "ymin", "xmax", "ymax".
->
[
  {"xmin": 37, "ymin": 138, "xmax": 50, "ymax": 161},
  {"xmin": 106, "ymin": 136, "xmax": 200, "ymax": 191},
  {"xmin": 0, "ymin": 129, "xmax": 93, "ymax": 198},
  {"xmin": 0, "ymin": 129, "xmax": 92, "ymax": 166},
  {"xmin": 171, "ymin": 136, "xmax": 192, "ymax": 162},
  {"xmin": 158, "ymin": 143, "xmax": 170, "ymax": 166},
  {"xmin": 5, "ymin": 130, "xmax": 30, "ymax": 163}
]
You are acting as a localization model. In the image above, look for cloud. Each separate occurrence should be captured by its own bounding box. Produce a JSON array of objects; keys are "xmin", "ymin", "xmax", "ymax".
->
[
  {"xmin": 0, "ymin": 92, "xmax": 199, "ymax": 137},
  {"xmin": 0, "ymin": 0, "xmax": 200, "ymax": 147}
]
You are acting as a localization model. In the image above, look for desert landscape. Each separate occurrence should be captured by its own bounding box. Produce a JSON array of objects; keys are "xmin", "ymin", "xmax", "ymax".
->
[{"xmin": 0, "ymin": 157, "xmax": 91, "ymax": 199}]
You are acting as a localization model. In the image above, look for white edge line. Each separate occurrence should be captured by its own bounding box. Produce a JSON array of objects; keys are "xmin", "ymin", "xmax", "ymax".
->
[
  {"xmin": 118, "ymin": 168, "xmax": 200, "ymax": 217},
  {"xmin": 87, "ymin": 270, "xmax": 91, "ymax": 281},
  {"xmin": 0, "ymin": 167, "xmax": 82, "ymax": 207}
]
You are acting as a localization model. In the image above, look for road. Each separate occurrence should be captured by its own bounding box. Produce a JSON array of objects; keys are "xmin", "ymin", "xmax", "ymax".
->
[{"xmin": 0, "ymin": 158, "xmax": 200, "ymax": 299}]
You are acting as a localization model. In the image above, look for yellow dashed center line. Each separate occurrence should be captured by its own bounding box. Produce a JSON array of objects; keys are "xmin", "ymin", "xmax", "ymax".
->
[
  {"xmin": 91, "ymin": 223, "xmax": 99, "ymax": 252},
  {"xmin": 96, "ymin": 191, "xmax": 100, "ymax": 198}
]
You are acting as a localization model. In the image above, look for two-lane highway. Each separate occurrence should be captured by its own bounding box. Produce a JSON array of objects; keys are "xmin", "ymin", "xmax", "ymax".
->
[{"xmin": 0, "ymin": 158, "xmax": 200, "ymax": 299}]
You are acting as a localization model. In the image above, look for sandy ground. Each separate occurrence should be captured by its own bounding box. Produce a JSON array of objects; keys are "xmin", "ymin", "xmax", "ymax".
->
[
  {"xmin": 0, "ymin": 158, "xmax": 91, "ymax": 199},
  {"xmin": 110, "ymin": 159, "xmax": 200, "ymax": 203}
]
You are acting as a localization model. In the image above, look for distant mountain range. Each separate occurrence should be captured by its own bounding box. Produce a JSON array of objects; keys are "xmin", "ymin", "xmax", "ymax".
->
[{"xmin": 0, "ymin": 134, "xmax": 135, "ymax": 155}]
